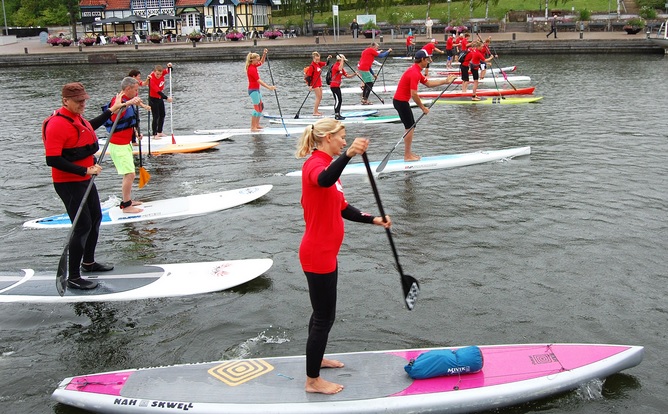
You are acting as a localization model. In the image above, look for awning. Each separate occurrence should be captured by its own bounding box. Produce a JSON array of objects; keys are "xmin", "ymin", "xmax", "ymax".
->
[
  {"xmin": 117, "ymin": 15, "xmax": 148, "ymax": 24},
  {"xmin": 95, "ymin": 16, "xmax": 122, "ymax": 25},
  {"xmin": 148, "ymin": 14, "xmax": 179, "ymax": 21}
]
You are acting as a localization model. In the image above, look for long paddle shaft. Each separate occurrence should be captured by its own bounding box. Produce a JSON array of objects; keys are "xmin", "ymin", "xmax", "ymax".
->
[
  {"xmin": 169, "ymin": 67, "xmax": 176, "ymax": 143},
  {"xmin": 55, "ymin": 106, "xmax": 125, "ymax": 296},
  {"xmin": 135, "ymin": 105, "xmax": 150, "ymax": 188},
  {"xmin": 265, "ymin": 55, "xmax": 289, "ymax": 136},
  {"xmin": 294, "ymin": 89, "xmax": 311, "ymax": 119},
  {"xmin": 372, "ymin": 53, "xmax": 390, "ymax": 93},
  {"xmin": 376, "ymin": 79, "xmax": 456, "ymax": 173},
  {"xmin": 475, "ymin": 34, "xmax": 503, "ymax": 98},
  {"xmin": 488, "ymin": 44, "xmax": 516, "ymax": 91},
  {"xmin": 338, "ymin": 53, "xmax": 386, "ymax": 104},
  {"xmin": 147, "ymin": 77, "xmax": 152, "ymax": 155},
  {"xmin": 362, "ymin": 153, "xmax": 419, "ymax": 311}
]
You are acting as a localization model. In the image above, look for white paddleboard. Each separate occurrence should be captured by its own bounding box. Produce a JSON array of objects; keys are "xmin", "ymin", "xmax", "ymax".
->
[
  {"xmin": 269, "ymin": 116, "xmax": 401, "ymax": 126},
  {"xmin": 23, "ymin": 185, "xmax": 272, "ymax": 229},
  {"xmin": 286, "ymin": 147, "xmax": 531, "ymax": 176},
  {"xmin": 51, "ymin": 343, "xmax": 643, "ymax": 413},
  {"xmin": 340, "ymin": 85, "xmax": 397, "ymax": 94},
  {"xmin": 0, "ymin": 259, "xmax": 273, "ymax": 303},
  {"xmin": 193, "ymin": 127, "xmax": 304, "ymax": 135},
  {"xmin": 317, "ymin": 101, "xmax": 431, "ymax": 112},
  {"xmin": 263, "ymin": 110, "xmax": 379, "ymax": 119}
]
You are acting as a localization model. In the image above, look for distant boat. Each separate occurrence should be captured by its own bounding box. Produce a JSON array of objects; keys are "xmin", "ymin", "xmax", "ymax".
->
[{"xmin": 650, "ymin": 19, "xmax": 668, "ymax": 48}]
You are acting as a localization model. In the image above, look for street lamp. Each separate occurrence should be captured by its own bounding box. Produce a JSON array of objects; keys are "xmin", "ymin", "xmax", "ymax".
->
[
  {"xmin": 448, "ymin": 0, "xmax": 451, "ymax": 24},
  {"xmin": 2, "ymin": 0, "xmax": 9, "ymax": 36}
]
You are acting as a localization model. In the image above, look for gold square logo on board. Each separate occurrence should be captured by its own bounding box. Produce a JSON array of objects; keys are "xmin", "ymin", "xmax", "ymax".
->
[{"xmin": 208, "ymin": 359, "xmax": 274, "ymax": 386}]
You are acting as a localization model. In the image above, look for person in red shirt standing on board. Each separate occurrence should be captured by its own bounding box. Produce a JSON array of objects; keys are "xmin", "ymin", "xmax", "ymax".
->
[
  {"xmin": 420, "ymin": 38, "xmax": 444, "ymax": 76},
  {"xmin": 246, "ymin": 49, "xmax": 276, "ymax": 132},
  {"xmin": 393, "ymin": 50, "xmax": 456, "ymax": 161},
  {"xmin": 329, "ymin": 54, "xmax": 357, "ymax": 120},
  {"xmin": 295, "ymin": 118, "xmax": 391, "ymax": 395},
  {"xmin": 306, "ymin": 51, "xmax": 331, "ymax": 116},
  {"xmin": 147, "ymin": 63, "xmax": 173, "ymax": 139},
  {"xmin": 357, "ymin": 42, "xmax": 392, "ymax": 104},
  {"xmin": 43, "ymin": 83, "xmax": 136, "ymax": 289},
  {"xmin": 467, "ymin": 41, "xmax": 492, "ymax": 101},
  {"xmin": 445, "ymin": 34, "xmax": 455, "ymax": 68},
  {"xmin": 107, "ymin": 77, "xmax": 144, "ymax": 213}
]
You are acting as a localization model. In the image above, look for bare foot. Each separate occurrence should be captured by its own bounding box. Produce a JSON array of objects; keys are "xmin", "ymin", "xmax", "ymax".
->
[
  {"xmin": 121, "ymin": 206, "xmax": 144, "ymax": 214},
  {"xmin": 305, "ymin": 377, "xmax": 344, "ymax": 394},
  {"xmin": 153, "ymin": 135, "xmax": 161, "ymax": 140},
  {"xmin": 321, "ymin": 358, "xmax": 344, "ymax": 368},
  {"xmin": 250, "ymin": 128, "xmax": 263, "ymax": 132},
  {"xmin": 404, "ymin": 153, "xmax": 421, "ymax": 162},
  {"xmin": 312, "ymin": 112, "xmax": 323, "ymax": 117}
]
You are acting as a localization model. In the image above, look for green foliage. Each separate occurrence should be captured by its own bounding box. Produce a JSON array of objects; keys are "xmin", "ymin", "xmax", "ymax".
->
[
  {"xmin": 578, "ymin": 9, "xmax": 591, "ymax": 21},
  {"xmin": 638, "ymin": 6, "xmax": 657, "ymax": 19},
  {"xmin": 625, "ymin": 17, "xmax": 645, "ymax": 28},
  {"xmin": 387, "ymin": 11, "xmax": 401, "ymax": 25},
  {"xmin": 636, "ymin": 0, "xmax": 664, "ymax": 9}
]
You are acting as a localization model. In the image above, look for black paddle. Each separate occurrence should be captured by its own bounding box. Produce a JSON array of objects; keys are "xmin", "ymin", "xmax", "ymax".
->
[
  {"xmin": 362, "ymin": 152, "xmax": 419, "ymax": 311},
  {"xmin": 371, "ymin": 53, "xmax": 390, "ymax": 93},
  {"xmin": 487, "ymin": 43, "xmax": 516, "ymax": 91},
  {"xmin": 376, "ymin": 79, "xmax": 456, "ymax": 173},
  {"xmin": 294, "ymin": 89, "xmax": 311, "ymax": 119},
  {"xmin": 475, "ymin": 34, "xmax": 504, "ymax": 99},
  {"xmin": 56, "ymin": 106, "xmax": 125, "ymax": 296},
  {"xmin": 147, "ymin": 77, "xmax": 152, "ymax": 155},
  {"xmin": 265, "ymin": 53, "xmax": 289, "ymax": 136},
  {"xmin": 338, "ymin": 52, "xmax": 386, "ymax": 105}
]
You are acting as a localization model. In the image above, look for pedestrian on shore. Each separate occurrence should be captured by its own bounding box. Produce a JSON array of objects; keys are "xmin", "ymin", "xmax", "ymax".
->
[
  {"xmin": 107, "ymin": 77, "xmax": 144, "ymax": 213},
  {"xmin": 425, "ymin": 17, "xmax": 434, "ymax": 38},
  {"xmin": 42, "ymin": 83, "xmax": 134, "ymax": 289},
  {"xmin": 305, "ymin": 51, "xmax": 331, "ymax": 117},
  {"xmin": 245, "ymin": 49, "xmax": 276, "ymax": 132},
  {"xmin": 406, "ymin": 31, "xmax": 415, "ymax": 57},
  {"xmin": 393, "ymin": 50, "xmax": 456, "ymax": 161},
  {"xmin": 350, "ymin": 19, "xmax": 359, "ymax": 38},
  {"xmin": 329, "ymin": 54, "xmax": 356, "ymax": 120},
  {"xmin": 547, "ymin": 14, "xmax": 558, "ymax": 38},
  {"xmin": 295, "ymin": 118, "xmax": 391, "ymax": 395},
  {"xmin": 147, "ymin": 63, "xmax": 173, "ymax": 139},
  {"xmin": 357, "ymin": 42, "xmax": 392, "ymax": 105}
]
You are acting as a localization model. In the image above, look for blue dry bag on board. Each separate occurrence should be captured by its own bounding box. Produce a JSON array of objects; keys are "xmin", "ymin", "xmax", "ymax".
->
[{"xmin": 404, "ymin": 346, "xmax": 484, "ymax": 379}]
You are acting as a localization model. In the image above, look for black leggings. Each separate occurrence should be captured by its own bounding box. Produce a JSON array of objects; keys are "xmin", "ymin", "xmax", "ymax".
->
[
  {"xmin": 149, "ymin": 97, "xmax": 166, "ymax": 134},
  {"xmin": 54, "ymin": 181, "xmax": 102, "ymax": 277},
  {"xmin": 362, "ymin": 81, "xmax": 374, "ymax": 101},
  {"xmin": 331, "ymin": 87, "xmax": 343, "ymax": 115},
  {"xmin": 305, "ymin": 268, "xmax": 338, "ymax": 378}
]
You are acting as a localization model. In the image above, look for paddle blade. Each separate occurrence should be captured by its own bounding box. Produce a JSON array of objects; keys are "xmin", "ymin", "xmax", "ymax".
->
[
  {"xmin": 171, "ymin": 134, "xmax": 176, "ymax": 145},
  {"xmin": 56, "ymin": 249, "xmax": 68, "ymax": 296},
  {"xmin": 138, "ymin": 167, "xmax": 151, "ymax": 188},
  {"xmin": 402, "ymin": 275, "xmax": 420, "ymax": 311}
]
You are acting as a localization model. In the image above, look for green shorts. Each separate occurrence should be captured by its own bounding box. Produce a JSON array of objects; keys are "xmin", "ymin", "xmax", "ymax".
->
[
  {"xmin": 109, "ymin": 143, "xmax": 135, "ymax": 175},
  {"xmin": 360, "ymin": 71, "xmax": 374, "ymax": 83}
]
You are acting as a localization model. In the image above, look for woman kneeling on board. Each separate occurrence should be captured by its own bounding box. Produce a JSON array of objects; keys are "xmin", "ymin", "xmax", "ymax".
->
[{"xmin": 296, "ymin": 118, "xmax": 391, "ymax": 394}]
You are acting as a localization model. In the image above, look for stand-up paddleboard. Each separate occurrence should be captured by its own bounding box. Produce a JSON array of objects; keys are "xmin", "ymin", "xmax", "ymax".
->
[
  {"xmin": 435, "ymin": 97, "xmax": 543, "ymax": 105},
  {"xmin": 97, "ymin": 141, "xmax": 219, "ymax": 156},
  {"xmin": 23, "ymin": 185, "xmax": 272, "ymax": 229},
  {"xmin": 270, "ymin": 116, "xmax": 401, "ymax": 126},
  {"xmin": 51, "ymin": 343, "xmax": 643, "ymax": 414},
  {"xmin": 286, "ymin": 147, "xmax": 531, "ymax": 176},
  {"xmin": 431, "ymin": 75, "xmax": 532, "ymax": 86},
  {"xmin": 418, "ymin": 86, "xmax": 535, "ymax": 98},
  {"xmin": 263, "ymin": 110, "xmax": 378, "ymax": 119},
  {"xmin": 193, "ymin": 126, "xmax": 305, "ymax": 136},
  {"xmin": 318, "ymin": 101, "xmax": 431, "ymax": 112},
  {"xmin": 435, "ymin": 65, "xmax": 517, "ymax": 76},
  {"xmin": 0, "ymin": 258, "xmax": 272, "ymax": 303},
  {"xmin": 341, "ymin": 85, "xmax": 397, "ymax": 94}
]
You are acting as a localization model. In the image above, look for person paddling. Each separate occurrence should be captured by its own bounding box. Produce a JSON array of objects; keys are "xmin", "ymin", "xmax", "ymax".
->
[
  {"xmin": 246, "ymin": 49, "xmax": 276, "ymax": 132},
  {"xmin": 296, "ymin": 118, "xmax": 391, "ymax": 394}
]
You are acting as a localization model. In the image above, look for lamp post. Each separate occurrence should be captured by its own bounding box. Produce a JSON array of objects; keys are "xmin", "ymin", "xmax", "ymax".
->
[
  {"xmin": 2, "ymin": 0, "xmax": 9, "ymax": 36},
  {"xmin": 448, "ymin": 0, "xmax": 451, "ymax": 24}
]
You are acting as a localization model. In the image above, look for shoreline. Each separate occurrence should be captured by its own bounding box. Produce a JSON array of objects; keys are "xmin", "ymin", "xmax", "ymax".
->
[{"xmin": 0, "ymin": 31, "xmax": 664, "ymax": 67}]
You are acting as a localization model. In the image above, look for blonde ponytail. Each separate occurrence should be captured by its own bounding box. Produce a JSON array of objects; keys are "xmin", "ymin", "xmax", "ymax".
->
[{"xmin": 295, "ymin": 118, "xmax": 345, "ymax": 158}]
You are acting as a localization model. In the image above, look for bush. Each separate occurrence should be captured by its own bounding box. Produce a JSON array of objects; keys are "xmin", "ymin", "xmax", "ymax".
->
[
  {"xmin": 639, "ymin": 6, "xmax": 657, "ymax": 19},
  {"xmin": 578, "ymin": 9, "xmax": 591, "ymax": 21}
]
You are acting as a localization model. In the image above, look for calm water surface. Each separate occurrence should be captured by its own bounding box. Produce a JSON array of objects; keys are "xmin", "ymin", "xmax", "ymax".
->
[{"xmin": 0, "ymin": 53, "xmax": 667, "ymax": 413}]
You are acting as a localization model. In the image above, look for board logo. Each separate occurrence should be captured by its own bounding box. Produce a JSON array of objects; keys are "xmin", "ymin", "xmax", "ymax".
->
[
  {"xmin": 208, "ymin": 359, "xmax": 274, "ymax": 386},
  {"xmin": 529, "ymin": 353, "xmax": 558, "ymax": 365}
]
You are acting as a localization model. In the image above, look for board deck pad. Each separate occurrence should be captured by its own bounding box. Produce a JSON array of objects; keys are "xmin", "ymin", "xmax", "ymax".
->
[
  {"xmin": 0, "ymin": 259, "xmax": 273, "ymax": 303},
  {"xmin": 53, "ymin": 344, "xmax": 643, "ymax": 413},
  {"xmin": 23, "ymin": 185, "xmax": 272, "ymax": 229}
]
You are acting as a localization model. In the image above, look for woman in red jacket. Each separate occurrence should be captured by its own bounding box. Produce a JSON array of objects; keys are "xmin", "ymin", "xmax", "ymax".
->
[
  {"xmin": 329, "ymin": 54, "xmax": 356, "ymax": 120},
  {"xmin": 306, "ymin": 51, "xmax": 331, "ymax": 116},
  {"xmin": 296, "ymin": 118, "xmax": 391, "ymax": 394}
]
